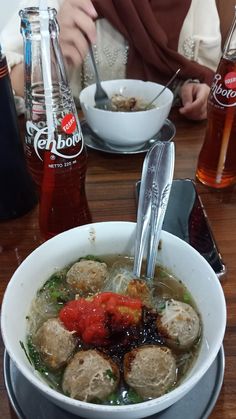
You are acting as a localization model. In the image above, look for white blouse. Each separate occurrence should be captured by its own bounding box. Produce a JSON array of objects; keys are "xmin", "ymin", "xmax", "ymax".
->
[{"xmin": 0, "ymin": 0, "xmax": 222, "ymax": 101}]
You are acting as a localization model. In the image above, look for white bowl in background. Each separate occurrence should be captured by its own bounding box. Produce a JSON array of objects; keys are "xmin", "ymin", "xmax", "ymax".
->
[
  {"xmin": 1, "ymin": 221, "xmax": 226, "ymax": 419},
  {"xmin": 79, "ymin": 79, "xmax": 173, "ymax": 150}
]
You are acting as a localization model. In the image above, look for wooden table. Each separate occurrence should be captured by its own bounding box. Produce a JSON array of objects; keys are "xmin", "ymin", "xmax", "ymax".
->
[{"xmin": 0, "ymin": 110, "xmax": 236, "ymax": 418}]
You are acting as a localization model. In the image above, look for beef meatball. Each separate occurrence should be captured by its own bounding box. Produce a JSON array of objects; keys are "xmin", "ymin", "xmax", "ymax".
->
[
  {"xmin": 66, "ymin": 259, "xmax": 108, "ymax": 294},
  {"xmin": 106, "ymin": 272, "xmax": 153, "ymax": 307},
  {"xmin": 126, "ymin": 279, "xmax": 153, "ymax": 307},
  {"xmin": 124, "ymin": 345, "xmax": 176, "ymax": 399},
  {"xmin": 34, "ymin": 318, "xmax": 77, "ymax": 369},
  {"xmin": 62, "ymin": 349, "xmax": 120, "ymax": 402},
  {"xmin": 156, "ymin": 299, "xmax": 200, "ymax": 349}
]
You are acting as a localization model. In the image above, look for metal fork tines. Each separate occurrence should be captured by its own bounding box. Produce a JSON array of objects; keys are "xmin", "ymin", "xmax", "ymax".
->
[{"xmin": 88, "ymin": 44, "xmax": 112, "ymax": 110}]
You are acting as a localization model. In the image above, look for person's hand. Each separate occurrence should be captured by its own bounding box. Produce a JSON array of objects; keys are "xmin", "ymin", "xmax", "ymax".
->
[
  {"xmin": 57, "ymin": 0, "xmax": 98, "ymax": 68},
  {"xmin": 179, "ymin": 82, "xmax": 210, "ymax": 121}
]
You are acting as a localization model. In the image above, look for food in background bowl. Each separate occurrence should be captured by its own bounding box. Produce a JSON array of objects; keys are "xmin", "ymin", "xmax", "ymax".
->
[
  {"xmin": 1, "ymin": 222, "xmax": 226, "ymax": 419},
  {"xmin": 108, "ymin": 94, "xmax": 155, "ymax": 112},
  {"xmin": 79, "ymin": 79, "xmax": 173, "ymax": 150}
]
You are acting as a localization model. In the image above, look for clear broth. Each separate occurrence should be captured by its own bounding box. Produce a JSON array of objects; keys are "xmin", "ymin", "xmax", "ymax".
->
[{"xmin": 26, "ymin": 254, "xmax": 202, "ymax": 405}]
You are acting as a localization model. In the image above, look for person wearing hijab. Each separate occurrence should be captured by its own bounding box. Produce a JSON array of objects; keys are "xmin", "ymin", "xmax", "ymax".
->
[{"xmin": 1, "ymin": 0, "xmax": 235, "ymax": 120}]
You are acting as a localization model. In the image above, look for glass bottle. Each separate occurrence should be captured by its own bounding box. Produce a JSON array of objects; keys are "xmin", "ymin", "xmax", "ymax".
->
[
  {"xmin": 20, "ymin": 7, "xmax": 92, "ymax": 239},
  {"xmin": 196, "ymin": 9, "xmax": 236, "ymax": 188},
  {"xmin": 0, "ymin": 44, "xmax": 37, "ymax": 220}
]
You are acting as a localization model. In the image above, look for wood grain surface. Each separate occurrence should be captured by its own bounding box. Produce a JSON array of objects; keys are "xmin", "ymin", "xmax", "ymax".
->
[{"xmin": 0, "ymin": 109, "xmax": 235, "ymax": 419}]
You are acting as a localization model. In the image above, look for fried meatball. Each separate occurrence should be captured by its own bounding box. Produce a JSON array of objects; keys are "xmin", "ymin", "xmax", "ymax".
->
[
  {"xmin": 106, "ymin": 272, "xmax": 153, "ymax": 307},
  {"xmin": 66, "ymin": 260, "xmax": 108, "ymax": 294},
  {"xmin": 34, "ymin": 318, "xmax": 77, "ymax": 369},
  {"xmin": 124, "ymin": 345, "xmax": 176, "ymax": 399},
  {"xmin": 62, "ymin": 349, "xmax": 120, "ymax": 402},
  {"xmin": 126, "ymin": 279, "xmax": 153, "ymax": 307},
  {"xmin": 156, "ymin": 299, "xmax": 200, "ymax": 349}
]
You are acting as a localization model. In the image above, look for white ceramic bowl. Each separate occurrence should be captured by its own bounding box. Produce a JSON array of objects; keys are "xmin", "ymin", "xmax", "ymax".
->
[
  {"xmin": 79, "ymin": 79, "xmax": 173, "ymax": 150},
  {"xmin": 1, "ymin": 222, "xmax": 226, "ymax": 419}
]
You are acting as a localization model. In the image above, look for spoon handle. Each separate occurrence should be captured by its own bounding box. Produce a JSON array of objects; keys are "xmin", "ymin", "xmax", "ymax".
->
[
  {"xmin": 145, "ymin": 142, "xmax": 175, "ymax": 279},
  {"xmin": 133, "ymin": 141, "xmax": 175, "ymax": 279},
  {"xmin": 132, "ymin": 149, "xmax": 153, "ymax": 278},
  {"xmin": 88, "ymin": 44, "xmax": 100, "ymax": 83},
  {"xmin": 145, "ymin": 68, "xmax": 180, "ymax": 109}
]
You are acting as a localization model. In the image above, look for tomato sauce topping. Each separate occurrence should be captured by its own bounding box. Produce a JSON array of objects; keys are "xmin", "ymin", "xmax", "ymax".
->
[{"xmin": 59, "ymin": 292, "xmax": 142, "ymax": 346}]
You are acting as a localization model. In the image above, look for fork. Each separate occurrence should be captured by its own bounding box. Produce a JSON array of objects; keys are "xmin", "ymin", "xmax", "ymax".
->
[{"xmin": 88, "ymin": 44, "xmax": 112, "ymax": 110}]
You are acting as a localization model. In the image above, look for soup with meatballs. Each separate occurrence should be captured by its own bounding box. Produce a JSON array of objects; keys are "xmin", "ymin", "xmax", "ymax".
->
[{"xmin": 23, "ymin": 254, "xmax": 201, "ymax": 405}]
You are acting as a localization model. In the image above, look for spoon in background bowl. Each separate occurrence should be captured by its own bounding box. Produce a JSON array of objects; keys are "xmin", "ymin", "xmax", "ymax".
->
[
  {"xmin": 88, "ymin": 43, "xmax": 112, "ymax": 110},
  {"xmin": 145, "ymin": 68, "xmax": 181, "ymax": 110}
]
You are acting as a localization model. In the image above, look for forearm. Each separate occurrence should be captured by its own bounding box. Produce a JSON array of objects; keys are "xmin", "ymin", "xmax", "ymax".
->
[{"xmin": 10, "ymin": 63, "xmax": 24, "ymax": 97}]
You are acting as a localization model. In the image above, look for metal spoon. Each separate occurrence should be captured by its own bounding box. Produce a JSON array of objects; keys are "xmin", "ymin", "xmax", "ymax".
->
[
  {"xmin": 145, "ymin": 68, "xmax": 181, "ymax": 110},
  {"xmin": 88, "ymin": 44, "xmax": 112, "ymax": 110},
  {"xmin": 133, "ymin": 141, "xmax": 175, "ymax": 281},
  {"xmin": 106, "ymin": 141, "xmax": 175, "ymax": 291}
]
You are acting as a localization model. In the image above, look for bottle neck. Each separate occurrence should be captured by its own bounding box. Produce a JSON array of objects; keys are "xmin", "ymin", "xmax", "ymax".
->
[
  {"xmin": 223, "ymin": 9, "xmax": 236, "ymax": 61},
  {"xmin": 20, "ymin": 7, "xmax": 59, "ymax": 40},
  {"xmin": 20, "ymin": 6, "xmax": 70, "ymax": 106}
]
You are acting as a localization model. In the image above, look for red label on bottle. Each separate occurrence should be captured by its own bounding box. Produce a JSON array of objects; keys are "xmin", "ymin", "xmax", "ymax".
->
[
  {"xmin": 224, "ymin": 72, "xmax": 236, "ymax": 90},
  {"xmin": 61, "ymin": 114, "xmax": 77, "ymax": 134}
]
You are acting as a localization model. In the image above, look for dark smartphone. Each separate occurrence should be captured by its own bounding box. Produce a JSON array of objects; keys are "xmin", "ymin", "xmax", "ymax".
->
[{"xmin": 135, "ymin": 178, "xmax": 226, "ymax": 279}]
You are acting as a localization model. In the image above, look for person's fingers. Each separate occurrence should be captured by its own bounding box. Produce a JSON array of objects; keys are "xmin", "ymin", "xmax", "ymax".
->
[
  {"xmin": 179, "ymin": 98, "xmax": 207, "ymax": 120},
  {"xmin": 179, "ymin": 102, "xmax": 207, "ymax": 120},
  {"xmin": 179, "ymin": 106, "xmax": 206, "ymax": 120},
  {"xmin": 179, "ymin": 83, "xmax": 209, "ymax": 120},
  {"xmin": 72, "ymin": 8, "xmax": 97, "ymax": 43},
  {"xmin": 62, "ymin": 44, "xmax": 84, "ymax": 67},
  {"xmin": 58, "ymin": 4, "xmax": 97, "ymax": 42},
  {"xmin": 180, "ymin": 95, "xmax": 205, "ymax": 114},
  {"xmin": 60, "ymin": 26, "xmax": 89, "ymax": 67},
  {"xmin": 57, "ymin": 0, "xmax": 98, "ymax": 68},
  {"xmin": 68, "ymin": 0, "xmax": 98, "ymax": 18},
  {"xmin": 180, "ymin": 83, "xmax": 194, "ymax": 106}
]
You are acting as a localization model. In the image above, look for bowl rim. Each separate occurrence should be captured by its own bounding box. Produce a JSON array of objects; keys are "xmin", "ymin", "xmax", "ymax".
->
[
  {"xmin": 1, "ymin": 221, "xmax": 227, "ymax": 414},
  {"xmin": 79, "ymin": 79, "xmax": 174, "ymax": 114}
]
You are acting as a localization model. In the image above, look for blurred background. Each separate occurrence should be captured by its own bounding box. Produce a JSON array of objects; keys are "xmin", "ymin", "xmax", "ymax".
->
[{"xmin": 0, "ymin": 1, "xmax": 19, "ymax": 31}]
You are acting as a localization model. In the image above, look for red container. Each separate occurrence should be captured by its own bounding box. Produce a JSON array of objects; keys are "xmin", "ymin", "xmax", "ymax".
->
[
  {"xmin": 20, "ymin": 7, "xmax": 91, "ymax": 239},
  {"xmin": 196, "ymin": 11, "xmax": 236, "ymax": 189}
]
